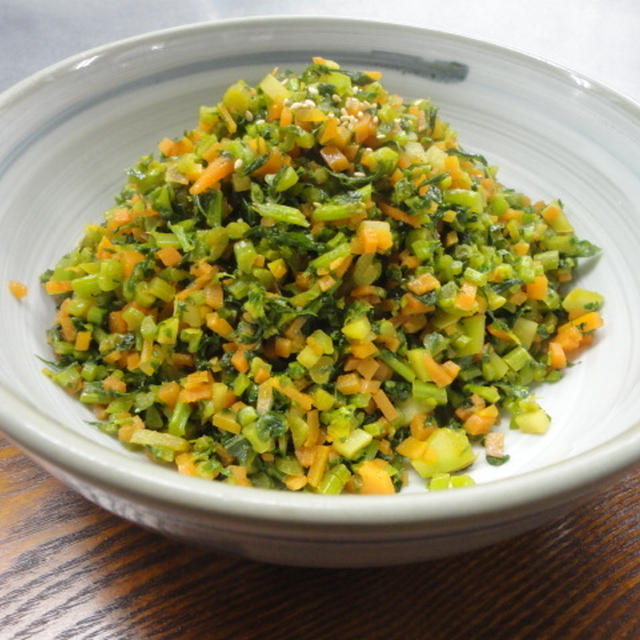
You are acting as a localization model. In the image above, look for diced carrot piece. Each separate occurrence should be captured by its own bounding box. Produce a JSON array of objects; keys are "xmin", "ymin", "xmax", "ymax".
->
[
  {"xmin": 282, "ymin": 385, "xmax": 314, "ymax": 412},
  {"xmin": 158, "ymin": 136, "xmax": 194, "ymax": 157},
  {"xmin": 126, "ymin": 352, "xmax": 140, "ymax": 371},
  {"xmin": 455, "ymin": 282, "xmax": 477, "ymax": 311},
  {"xmin": 253, "ymin": 367, "xmax": 270, "ymax": 384},
  {"xmin": 372, "ymin": 389, "xmax": 399, "ymax": 421},
  {"xmin": 357, "ymin": 459, "xmax": 395, "ymax": 494},
  {"xmin": 512, "ymin": 242, "xmax": 530, "ymax": 256},
  {"xmin": 108, "ymin": 310, "xmax": 128, "ymax": 334},
  {"xmin": 274, "ymin": 337, "xmax": 293, "ymax": 358},
  {"xmin": 203, "ymin": 283, "xmax": 223, "ymax": 310},
  {"xmin": 96, "ymin": 235, "xmax": 117, "ymax": 260},
  {"xmin": 317, "ymin": 275, "xmax": 336, "ymax": 292},
  {"xmin": 183, "ymin": 370, "xmax": 211, "ymax": 387},
  {"xmin": 378, "ymin": 202, "xmax": 420, "ymax": 227},
  {"xmin": 540, "ymin": 203, "xmax": 561, "ymax": 223},
  {"xmin": 487, "ymin": 325, "xmax": 514, "ymax": 342},
  {"xmin": 526, "ymin": 275, "xmax": 548, "ymax": 301},
  {"xmin": 307, "ymin": 446, "xmax": 330, "ymax": 488},
  {"xmin": 74, "ymin": 331, "xmax": 91, "ymax": 351},
  {"xmin": 390, "ymin": 168, "xmax": 403, "ymax": 184},
  {"xmin": 44, "ymin": 280, "xmax": 73, "ymax": 295},
  {"xmin": 409, "ymin": 414, "xmax": 433, "ymax": 440},
  {"xmin": 295, "ymin": 445, "xmax": 316, "ymax": 468},
  {"xmin": 353, "ymin": 112, "xmax": 375, "ymax": 143},
  {"xmin": 118, "ymin": 415, "xmax": 145, "ymax": 443},
  {"xmin": 548, "ymin": 341, "xmax": 567, "ymax": 369},
  {"xmin": 441, "ymin": 360, "xmax": 461, "ymax": 380},
  {"xmin": 189, "ymin": 156, "xmax": 234, "ymax": 195},
  {"xmin": 102, "ymin": 375, "xmax": 126, "ymax": 394},
  {"xmin": 509, "ymin": 290, "xmax": 528, "ymax": 306},
  {"xmin": 320, "ymin": 117, "xmax": 339, "ymax": 144},
  {"xmin": 400, "ymin": 252, "xmax": 420, "ymax": 269},
  {"xmin": 554, "ymin": 325, "xmax": 583, "ymax": 352},
  {"xmin": 103, "ymin": 350, "xmax": 123, "ymax": 364},
  {"xmin": 422, "ymin": 353, "xmax": 454, "ymax": 388},
  {"xmin": 206, "ymin": 312, "xmax": 234, "ymax": 338},
  {"xmin": 401, "ymin": 294, "xmax": 433, "ymax": 316},
  {"xmin": 230, "ymin": 348, "xmax": 249, "ymax": 373},
  {"xmin": 157, "ymin": 381, "xmax": 180, "ymax": 408},
  {"xmin": 284, "ymin": 475, "xmax": 308, "ymax": 491},
  {"xmin": 157, "ymin": 137, "xmax": 177, "ymax": 156},
  {"xmin": 396, "ymin": 436, "xmax": 429, "ymax": 459},
  {"xmin": 120, "ymin": 250, "xmax": 145, "ymax": 278},
  {"xmin": 267, "ymin": 100, "xmax": 284, "ymax": 122},
  {"xmin": 175, "ymin": 452, "xmax": 197, "ymax": 476},
  {"xmin": 296, "ymin": 106, "xmax": 328, "ymax": 124},
  {"xmin": 228, "ymin": 465, "xmax": 251, "ymax": 486},
  {"xmin": 320, "ymin": 145, "xmax": 350, "ymax": 172},
  {"xmin": 464, "ymin": 404, "xmax": 499, "ymax": 435},
  {"xmin": 251, "ymin": 147, "xmax": 287, "ymax": 177},
  {"xmin": 8, "ymin": 280, "xmax": 27, "ymax": 299},
  {"xmin": 407, "ymin": 272, "xmax": 440, "ymax": 295},
  {"xmin": 356, "ymin": 220, "xmax": 392, "ymax": 254},
  {"xmin": 350, "ymin": 342, "xmax": 378, "ymax": 359},
  {"xmin": 559, "ymin": 311, "xmax": 603, "ymax": 334},
  {"xmin": 356, "ymin": 358, "xmax": 380, "ymax": 380},
  {"xmin": 279, "ymin": 106, "xmax": 293, "ymax": 126},
  {"xmin": 336, "ymin": 373, "xmax": 362, "ymax": 395},
  {"xmin": 156, "ymin": 246, "xmax": 183, "ymax": 267},
  {"xmin": 106, "ymin": 208, "xmax": 135, "ymax": 231},
  {"xmin": 360, "ymin": 379, "xmax": 381, "ymax": 394},
  {"xmin": 171, "ymin": 353, "xmax": 195, "ymax": 368},
  {"xmin": 271, "ymin": 378, "xmax": 313, "ymax": 411}
]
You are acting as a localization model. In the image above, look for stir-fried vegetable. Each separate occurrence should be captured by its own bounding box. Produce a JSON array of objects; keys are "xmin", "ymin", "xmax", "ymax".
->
[{"xmin": 41, "ymin": 57, "xmax": 603, "ymax": 493}]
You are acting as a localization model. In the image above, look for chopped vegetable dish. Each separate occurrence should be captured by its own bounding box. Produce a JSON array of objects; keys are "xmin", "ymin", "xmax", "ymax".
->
[{"xmin": 41, "ymin": 58, "xmax": 604, "ymax": 493}]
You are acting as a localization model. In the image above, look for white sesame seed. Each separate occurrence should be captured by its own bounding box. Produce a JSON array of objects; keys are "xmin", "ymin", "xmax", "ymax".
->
[
  {"xmin": 372, "ymin": 115, "xmax": 379, "ymax": 124},
  {"xmin": 353, "ymin": 171, "xmax": 365, "ymax": 177},
  {"xmin": 255, "ymin": 118, "xmax": 265, "ymax": 125},
  {"xmin": 233, "ymin": 158, "xmax": 243, "ymax": 170},
  {"xmin": 244, "ymin": 110, "xmax": 254, "ymax": 121},
  {"xmin": 308, "ymin": 86, "xmax": 318, "ymax": 95},
  {"xmin": 331, "ymin": 93, "xmax": 341, "ymax": 103},
  {"xmin": 312, "ymin": 201, "xmax": 321, "ymax": 207},
  {"xmin": 356, "ymin": 110, "xmax": 364, "ymax": 118}
]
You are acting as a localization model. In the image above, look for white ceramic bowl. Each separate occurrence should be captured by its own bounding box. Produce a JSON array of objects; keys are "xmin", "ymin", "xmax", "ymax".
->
[{"xmin": 1, "ymin": 17, "xmax": 640, "ymax": 567}]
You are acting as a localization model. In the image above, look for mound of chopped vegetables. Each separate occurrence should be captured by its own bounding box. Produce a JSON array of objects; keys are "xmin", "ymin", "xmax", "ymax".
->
[{"xmin": 42, "ymin": 57, "xmax": 604, "ymax": 494}]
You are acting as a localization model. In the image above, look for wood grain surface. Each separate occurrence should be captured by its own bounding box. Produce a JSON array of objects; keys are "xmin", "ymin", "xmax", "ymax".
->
[{"xmin": 1, "ymin": 434, "xmax": 639, "ymax": 640}]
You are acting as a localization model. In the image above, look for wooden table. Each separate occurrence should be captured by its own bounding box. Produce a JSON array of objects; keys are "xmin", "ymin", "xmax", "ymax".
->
[{"xmin": 1, "ymin": 434, "xmax": 638, "ymax": 640}]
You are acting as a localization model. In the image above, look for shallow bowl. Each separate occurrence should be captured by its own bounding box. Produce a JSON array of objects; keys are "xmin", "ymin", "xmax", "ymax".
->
[{"xmin": 1, "ymin": 17, "xmax": 639, "ymax": 567}]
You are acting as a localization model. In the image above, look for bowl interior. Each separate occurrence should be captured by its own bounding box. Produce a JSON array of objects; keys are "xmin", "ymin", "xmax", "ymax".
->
[{"xmin": 1, "ymin": 19, "xmax": 639, "ymax": 493}]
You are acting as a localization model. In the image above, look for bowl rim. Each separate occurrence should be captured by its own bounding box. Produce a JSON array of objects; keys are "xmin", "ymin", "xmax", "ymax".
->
[{"xmin": 1, "ymin": 15, "xmax": 640, "ymax": 528}]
